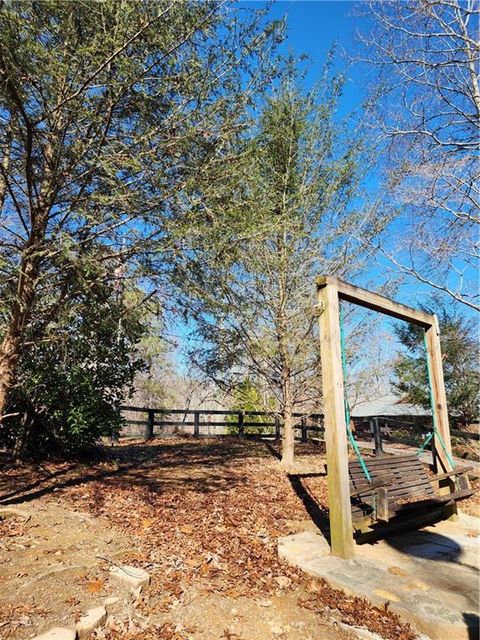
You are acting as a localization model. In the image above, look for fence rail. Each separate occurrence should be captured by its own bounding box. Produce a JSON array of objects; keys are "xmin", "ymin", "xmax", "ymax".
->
[
  {"xmin": 118, "ymin": 406, "xmax": 479, "ymax": 450},
  {"xmin": 119, "ymin": 405, "xmax": 323, "ymax": 442}
]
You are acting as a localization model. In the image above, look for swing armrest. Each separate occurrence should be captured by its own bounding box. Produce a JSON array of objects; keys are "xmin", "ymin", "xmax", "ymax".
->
[
  {"xmin": 350, "ymin": 476, "xmax": 391, "ymax": 497},
  {"xmin": 430, "ymin": 467, "xmax": 473, "ymax": 483}
]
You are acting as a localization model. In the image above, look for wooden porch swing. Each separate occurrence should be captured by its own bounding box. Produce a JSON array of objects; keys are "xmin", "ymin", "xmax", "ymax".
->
[{"xmin": 317, "ymin": 276, "xmax": 475, "ymax": 558}]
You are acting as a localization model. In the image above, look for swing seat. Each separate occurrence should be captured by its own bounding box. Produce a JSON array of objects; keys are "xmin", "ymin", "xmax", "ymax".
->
[{"xmin": 349, "ymin": 454, "xmax": 474, "ymax": 528}]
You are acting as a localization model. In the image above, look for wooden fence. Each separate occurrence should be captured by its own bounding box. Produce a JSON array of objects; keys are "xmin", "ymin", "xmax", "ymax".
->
[
  {"xmin": 118, "ymin": 406, "xmax": 478, "ymax": 455},
  {"xmin": 119, "ymin": 405, "xmax": 323, "ymax": 441}
]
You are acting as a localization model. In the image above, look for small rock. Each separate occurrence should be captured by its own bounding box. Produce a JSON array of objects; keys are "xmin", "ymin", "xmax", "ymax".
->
[
  {"xmin": 257, "ymin": 599, "xmax": 272, "ymax": 607},
  {"xmin": 387, "ymin": 566, "xmax": 407, "ymax": 576},
  {"xmin": 32, "ymin": 628, "xmax": 76, "ymax": 640},
  {"xmin": 75, "ymin": 606, "xmax": 107, "ymax": 639},
  {"xmin": 110, "ymin": 565, "xmax": 150, "ymax": 589},
  {"xmin": 275, "ymin": 576, "xmax": 292, "ymax": 589},
  {"xmin": 105, "ymin": 615, "xmax": 120, "ymax": 632},
  {"xmin": 103, "ymin": 596, "xmax": 120, "ymax": 607},
  {"xmin": 270, "ymin": 624, "xmax": 284, "ymax": 635},
  {"xmin": 230, "ymin": 607, "xmax": 238, "ymax": 615}
]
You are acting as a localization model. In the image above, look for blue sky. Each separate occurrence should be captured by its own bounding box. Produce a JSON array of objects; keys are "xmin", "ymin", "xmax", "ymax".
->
[
  {"xmin": 243, "ymin": 1, "xmax": 477, "ymax": 313},
  {"xmin": 171, "ymin": 1, "xmax": 475, "ymax": 377},
  {"xmin": 249, "ymin": 1, "xmax": 369, "ymax": 113}
]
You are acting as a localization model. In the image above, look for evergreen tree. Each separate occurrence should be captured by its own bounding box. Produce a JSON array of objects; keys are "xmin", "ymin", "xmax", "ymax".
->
[
  {"xmin": 0, "ymin": 1, "xmax": 283, "ymax": 436},
  {"xmin": 394, "ymin": 303, "xmax": 479, "ymax": 426},
  {"xmin": 176, "ymin": 62, "xmax": 385, "ymax": 467}
]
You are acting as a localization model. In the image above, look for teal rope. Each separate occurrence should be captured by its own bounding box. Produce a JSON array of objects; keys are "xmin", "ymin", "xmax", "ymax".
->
[
  {"xmin": 339, "ymin": 305, "xmax": 372, "ymax": 483},
  {"xmin": 417, "ymin": 430, "xmax": 433, "ymax": 454},
  {"xmin": 421, "ymin": 333, "xmax": 455, "ymax": 469}
]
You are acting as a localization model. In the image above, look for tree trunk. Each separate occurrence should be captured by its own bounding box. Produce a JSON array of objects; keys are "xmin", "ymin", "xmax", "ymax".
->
[
  {"xmin": 13, "ymin": 410, "xmax": 33, "ymax": 462},
  {"xmin": 280, "ymin": 367, "xmax": 295, "ymax": 469},
  {"xmin": 0, "ymin": 250, "xmax": 40, "ymax": 424},
  {"xmin": 0, "ymin": 328, "xmax": 22, "ymax": 422}
]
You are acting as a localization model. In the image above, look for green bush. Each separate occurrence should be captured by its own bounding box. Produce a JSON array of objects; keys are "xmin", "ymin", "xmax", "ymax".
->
[{"xmin": 2, "ymin": 281, "xmax": 145, "ymax": 458}]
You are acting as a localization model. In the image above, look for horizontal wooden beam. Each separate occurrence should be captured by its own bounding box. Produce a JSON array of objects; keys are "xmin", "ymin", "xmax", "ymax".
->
[{"xmin": 316, "ymin": 276, "xmax": 434, "ymax": 327}]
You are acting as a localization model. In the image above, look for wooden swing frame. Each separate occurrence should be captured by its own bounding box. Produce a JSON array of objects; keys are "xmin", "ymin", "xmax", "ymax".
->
[{"xmin": 316, "ymin": 275, "xmax": 455, "ymax": 559}]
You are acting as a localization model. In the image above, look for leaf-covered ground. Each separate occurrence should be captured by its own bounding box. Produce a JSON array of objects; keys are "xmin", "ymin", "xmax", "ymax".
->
[{"xmin": 0, "ymin": 437, "xmax": 451, "ymax": 639}]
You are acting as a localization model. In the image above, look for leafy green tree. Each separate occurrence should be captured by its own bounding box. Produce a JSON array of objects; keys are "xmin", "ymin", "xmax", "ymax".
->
[
  {"xmin": 393, "ymin": 304, "xmax": 479, "ymax": 427},
  {"xmin": 0, "ymin": 1, "xmax": 283, "ymax": 426},
  {"xmin": 176, "ymin": 62, "xmax": 386, "ymax": 467},
  {"xmin": 3, "ymin": 266, "xmax": 145, "ymax": 458},
  {"xmin": 226, "ymin": 378, "xmax": 274, "ymax": 435}
]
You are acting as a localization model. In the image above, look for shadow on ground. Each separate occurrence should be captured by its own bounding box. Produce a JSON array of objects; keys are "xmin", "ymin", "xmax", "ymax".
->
[
  {"xmin": 0, "ymin": 437, "xmax": 324, "ymax": 506},
  {"xmin": 287, "ymin": 472, "xmax": 331, "ymax": 541}
]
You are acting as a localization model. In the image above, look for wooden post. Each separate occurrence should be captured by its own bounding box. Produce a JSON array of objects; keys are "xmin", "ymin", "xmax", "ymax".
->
[
  {"xmin": 301, "ymin": 416, "xmax": 307, "ymax": 443},
  {"xmin": 425, "ymin": 317, "xmax": 454, "ymax": 474},
  {"xmin": 238, "ymin": 411, "xmax": 244, "ymax": 437},
  {"xmin": 146, "ymin": 409, "xmax": 155, "ymax": 440},
  {"xmin": 372, "ymin": 417, "xmax": 383, "ymax": 456},
  {"xmin": 317, "ymin": 281, "xmax": 355, "ymax": 559},
  {"xmin": 275, "ymin": 416, "xmax": 280, "ymax": 441},
  {"xmin": 194, "ymin": 411, "xmax": 200, "ymax": 437}
]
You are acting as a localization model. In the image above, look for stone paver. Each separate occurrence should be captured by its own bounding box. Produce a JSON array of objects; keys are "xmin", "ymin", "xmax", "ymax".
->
[
  {"xmin": 109, "ymin": 564, "xmax": 150, "ymax": 589},
  {"xmin": 75, "ymin": 605, "xmax": 107, "ymax": 639},
  {"xmin": 32, "ymin": 628, "xmax": 76, "ymax": 640},
  {"xmin": 278, "ymin": 513, "xmax": 479, "ymax": 640}
]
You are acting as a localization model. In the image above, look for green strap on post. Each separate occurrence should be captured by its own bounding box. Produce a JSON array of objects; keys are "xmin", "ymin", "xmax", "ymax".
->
[
  {"xmin": 339, "ymin": 305, "xmax": 372, "ymax": 483},
  {"xmin": 420, "ymin": 333, "xmax": 455, "ymax": 469}
]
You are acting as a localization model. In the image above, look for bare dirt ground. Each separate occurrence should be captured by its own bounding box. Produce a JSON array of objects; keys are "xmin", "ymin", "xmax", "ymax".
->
[{"xmin": 1, "ymin": 437, "xmax": 475, "ymax": 640}]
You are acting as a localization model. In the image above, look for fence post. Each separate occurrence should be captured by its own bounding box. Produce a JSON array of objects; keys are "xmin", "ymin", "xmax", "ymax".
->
[
  {"xmin": 194, "ymin": 410, "xmax": 200, "ymax": 437},
  {"xmin": 147, "ymin": 409, "xmax": 155, "ymax": 440},
  {"xmin": 301, "ymin": 416, "xmax": 307, "ymax": 443},
  {"xmin": 238, "ymin": 411, "xmax": 244, "ymax": 438},
  {"xmin": 275, "ymin": 416, "xmax": 280, "ymax": 441},
  {"xmin": 373, "ymin": 417, "xmax": 383, "ymax": 455}
]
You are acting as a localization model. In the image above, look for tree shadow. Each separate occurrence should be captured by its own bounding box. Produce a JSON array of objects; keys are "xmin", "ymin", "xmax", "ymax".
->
[
  {"xmin": 463, "ymin": 613, "xmax": 479, "ymax": 640},
  {"xmin": 0, "ymin": 438, "xmax": 267, "ymax": 505},
  {"xmin": 383, "ymin": 528, "xmax": 479, "ymax": 632}
]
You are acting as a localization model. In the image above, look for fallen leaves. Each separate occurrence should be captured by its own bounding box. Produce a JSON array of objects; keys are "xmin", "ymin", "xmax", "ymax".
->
[
  {"xmin": 85, "ymin": 578, "xmax": 105, "ymax": 594},
  {"xmin": 298, "ymin": 579, "xmax": 417, "ymax": 640},
  {"xmin": 0, "ymin": 438, "xmax": 436, "ymax": 640}
]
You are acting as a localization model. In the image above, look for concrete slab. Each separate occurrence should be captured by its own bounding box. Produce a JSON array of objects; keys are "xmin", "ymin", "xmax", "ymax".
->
[{"xmin": 278, "ymin": 513, "xmax": 480, "ymax": 640}]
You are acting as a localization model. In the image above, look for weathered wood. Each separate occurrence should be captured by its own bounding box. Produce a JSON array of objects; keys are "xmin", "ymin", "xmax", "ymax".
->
[
  {"xmin": 317, "ymin": 281, "xmax": 354, "ymax": 559},
  {"xmin": 349, "ymin": 478, "xmax": 390, "ymax": 497},
  {"xmin": 376, "ymin": 487, "xmax": 389, "ymax": 522},
  {"xmin": 429, "ymin": 467, "xmax": 473, "ymax": 483},
  {"xmin": 372, "ymin": 417, "xmax": 383, "ymax": 455},
  {"xmin": 316, "ymin": 276, "xmax": 434, "ymax": 327},
  {"xmin": 425, "ymin": 317, "xmax": 454, "ymax": 475},
  {"xmin": 194, "ymin": 411, "xmax": 200, "ymax": 437},
  {"xmin": 238, "ymin": 411, "xmax": 244, "ymax": 437},
  {"xmin": 146, "ymin": 409, "xmax": 155, "ymax": 440},
  {"xmin": 349, "ymin": 452, "xmax": 474, "ymax": 527},
  {"xmin": 301, "ymin": 416, "xmax": 307, "ymax": 443}
]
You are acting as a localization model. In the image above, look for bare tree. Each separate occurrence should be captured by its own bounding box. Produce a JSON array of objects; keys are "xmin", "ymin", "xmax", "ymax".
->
[{"xmin": 358, "ymin": 0, "xmax": 479, "ymax": 310}]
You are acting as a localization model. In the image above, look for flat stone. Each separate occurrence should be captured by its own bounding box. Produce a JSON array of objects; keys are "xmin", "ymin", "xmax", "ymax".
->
[
  {"xmin": 278, "ymin": 521, "xmax": 480, "ymax": 640},
  {"xmin": 75, "ymin": 606, "xmax": 107, "ymax": 639},
  {"xmin": 103, "ymin": 596, "xmax": 120, "ymax": 606},
  {"xmin": 274, "ymin": 575, "xmax": 292, "ymax": 589},
  {"xmin": 110, "ymin": 565, "xmax": 150, "ymax": 589},
  {"xmin": 32, "ymin": 628, "xmax": 76, "ymax": 640},
  {"xmin": 338, "ymin": 622, "xmax": 384, "ymax": 640}
]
